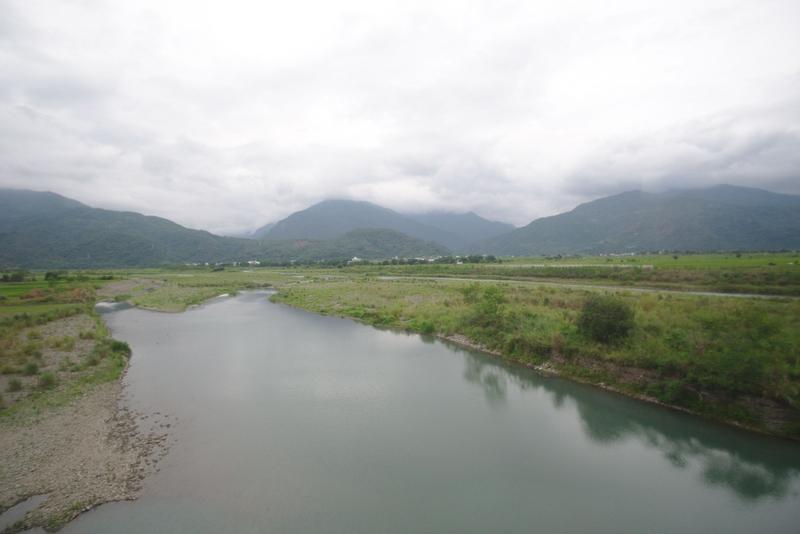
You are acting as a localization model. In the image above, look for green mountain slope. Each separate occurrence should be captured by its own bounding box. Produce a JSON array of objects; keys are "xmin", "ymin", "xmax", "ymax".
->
[
  {"xmin": 263, "ymin": 199, "xmax": 463, "ymax": 249},
  {"xmin": 406, "ymin": 211, "xmax": 514, "ymax": 246},
  {"xmin": 250, "ymin": 222, "xmax": 276, "ymax": 239},
  {"xmin": 480, "ymin": 185, "xmax": 800, "ymax": 255},
  {"xmin": 0, "ymin": 190, "xmax": 449, "ymax": 267},
  {"xmin": 0, "ymin": 189, "xmax": 251, "ymax": 267},
  {"xmin": 256, "ymin": 229, "xmax": 449, "ymax": 263}
]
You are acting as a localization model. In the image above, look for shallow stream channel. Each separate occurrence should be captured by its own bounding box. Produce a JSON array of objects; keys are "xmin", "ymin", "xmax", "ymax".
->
[{"xmin": 61, "ymin": 290, "xmax": 800, "ymax": 533}]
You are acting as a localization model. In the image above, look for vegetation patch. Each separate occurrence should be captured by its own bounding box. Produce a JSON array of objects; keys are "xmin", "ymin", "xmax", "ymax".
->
[{"xmin": 577, "ymin": 295, "xmax": 635, "ymax": 344}]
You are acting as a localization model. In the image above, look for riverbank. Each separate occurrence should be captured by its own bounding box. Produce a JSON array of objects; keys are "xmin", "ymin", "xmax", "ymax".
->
[
  {"xmin": 0, "ymin": 276, "xmax": 173, "ymax": 532},
  {"xmin": 0, "ymin": 379, "xmax": 171, "ymax": 533},
  {"xmin": 271, "ymin": 277, "xmax": 800, "ymax": 440},
  {"xmin": 437, "ymin": 332, "xmax": 798, "ymax": 440}
]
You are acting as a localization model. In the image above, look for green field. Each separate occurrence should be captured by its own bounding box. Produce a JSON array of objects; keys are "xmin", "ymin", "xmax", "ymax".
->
[
  {"xmin": 344, "ymin": 252, "xmax": 800, "ymax": 296},
  {"xmin": 502, "ymin": 252, "xmax": 800, "ymax": 268}
]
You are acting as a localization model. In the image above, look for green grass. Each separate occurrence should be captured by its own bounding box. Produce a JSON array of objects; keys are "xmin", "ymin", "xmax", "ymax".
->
[
  {"xmin": 0, "ymin": 274, "xmax": 131, "ymax": 422},
  {"xmin": 0, "ymin": 345, "xmax": 127, "ymax": 421},
  {"xmin": 343, "ymin": 256, "xmax": 800, "ymax": 296},
  {"xmin": 0, "ymin": 303, "xmax": 86, "ymax": 318},
  {"xmin": 501, "ymin": 252, "xmax": 800, "ymax": 268}
]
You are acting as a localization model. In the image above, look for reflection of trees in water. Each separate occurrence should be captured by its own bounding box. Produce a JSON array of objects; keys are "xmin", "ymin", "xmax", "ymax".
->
[
  {"xmin": 457, "ymin": 347, "xmax": 800, "ymax": 503},
  {"xmin": 463, "ymin": 354, "xmax": 507, "ymax": 407}
]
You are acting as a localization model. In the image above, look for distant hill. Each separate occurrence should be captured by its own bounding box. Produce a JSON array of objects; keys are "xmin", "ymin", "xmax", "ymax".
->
[
  {"xmin": 0, "ymin": 190, "xmax": 449, "ymax": 267},
  {"xmin": 261, "ymin": 199, "xmax": 465, "ymax": 249},
  {"xmin": 480, "ymin": 185, "xmax": 800, "ymax": 255},
  {"xmin": 257, "ymin": 229, "xmax": 449, "ymax": 263},
  {"xmin": 0, "ymin": 189, "xmax": 251, "ymax": 268},
  {"xmin": 250, "ymin": 222, "xmax": 276, "ymax": 239},
  {"xmin": 406, "ymin": 211, "xmax": 514, "ymax": 246}
]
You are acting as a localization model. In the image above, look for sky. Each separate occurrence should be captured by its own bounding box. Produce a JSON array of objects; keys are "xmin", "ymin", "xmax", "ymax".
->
[{"xmin": 1, "ymin": 0, "xmax": 798, "ymax": 234}]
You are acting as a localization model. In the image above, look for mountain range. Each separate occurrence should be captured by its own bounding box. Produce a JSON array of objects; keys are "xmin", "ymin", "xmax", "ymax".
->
[
  {"xmin": 480, "ymin": 185, "xmax": 800, "ymax": 255},
  {"xmin": 0, "ymin": 190, "xmax": 446, "ymax": 268},
  {"xmin": 252, "ymin": 199, "xmax": 513, "ymax": 250},
  {"xmin": 1, "ymin": 184, "xmax": 798, "ymax": 268}
]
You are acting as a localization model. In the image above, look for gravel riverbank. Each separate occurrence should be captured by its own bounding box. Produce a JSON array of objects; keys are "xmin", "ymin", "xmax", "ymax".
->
[{"xmin": 0, "ymin": 380, "xmax": 171, "ymax": 532}]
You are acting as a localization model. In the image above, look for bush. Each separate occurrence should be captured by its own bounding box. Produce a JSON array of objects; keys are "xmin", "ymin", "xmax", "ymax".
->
[
  {"xmin": 39, "ymin": 372, "xmax": 57, "ymax": 389},
  {"xmin": 8, "ymin": 378, "xmax": 22, "ymax": 392},
  {"xmin": 21, "ymin": 342, "xmax": 42, "ymax": 358},
  {"xmin": 417, "ymin": 320, "xmax": 436, "ymax": 334},
  {"xmin": 109, "ymin": 340, "xmax": 131, "ymax": 356},
  {"xmin": 466, "ymin": 285, "xmax": 507, "ymax": 329},
  {"xmin": 577, "ymin": 295, "xmax": 635, "ymax": 344},
  {"xmin": 44, "ymin": 271, "xmax": 62, "ymax": 281},
  {"xmin": 23, "ymin": 362, "xmax": 39, "ymax": 376}
]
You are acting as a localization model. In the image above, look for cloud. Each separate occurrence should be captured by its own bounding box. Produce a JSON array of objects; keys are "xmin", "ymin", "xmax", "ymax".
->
[{"xmin": 0, "ymin": 0, "xmax": 798, "ymax": 232}]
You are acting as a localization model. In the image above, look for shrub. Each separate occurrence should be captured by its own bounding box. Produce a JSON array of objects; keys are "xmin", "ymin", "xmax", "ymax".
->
[
  {"xmin": 418, "ymin": 320, "xmax": 436, "ymax": 334},
  {"xmin": 21, "ymin": 342, "xmax": 42, "ymax": 358},
  {"xmin": 577, "ymin": 295, "xmax": 635, "ymax": 344},
  {"xmin": 466, "ymin": 285, "xmax": 507, "ymax": 329},
  {"xmin": 109, "ymin": 340, "xmax": 131, "ymax": 356},
  {"xmin": 39, "ymin": 372, "xmax": 57, "ymax": 389},
  {"xmin": 44, "ymin": 271, "xmax": 62, "ymax": 281},
  {"xmin": 23, "ymin": 362, "xmax": 39, "ymax": 375},
  {"xmin": 8, "ymin": 378, "xmax": 22, "ymax": 392}
]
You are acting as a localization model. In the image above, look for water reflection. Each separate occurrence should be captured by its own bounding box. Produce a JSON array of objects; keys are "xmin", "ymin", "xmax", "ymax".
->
[
  {"xmin": 454, "ymin": 345, "xmax": 800, "ymax": 503},
  {"xmin": 462, "ymin": 355, "xmax": 508, "ymax": 407}
]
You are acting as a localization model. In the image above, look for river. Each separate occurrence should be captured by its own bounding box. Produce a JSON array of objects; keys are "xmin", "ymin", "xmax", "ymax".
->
[{"xmin": 63, "ymin": 291, "xmax": 800, "ymax": 533}]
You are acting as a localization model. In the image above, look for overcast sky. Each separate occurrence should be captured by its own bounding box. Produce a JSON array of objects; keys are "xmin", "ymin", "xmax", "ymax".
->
[{"xmin": 1, "ymin": 0, "xmax": 798, "ymax": 233}]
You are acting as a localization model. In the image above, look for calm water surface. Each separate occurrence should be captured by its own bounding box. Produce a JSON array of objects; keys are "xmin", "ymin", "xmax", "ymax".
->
[{"xmin": 64, "ymin": 291, "xmax": 800, "ymax": 533}]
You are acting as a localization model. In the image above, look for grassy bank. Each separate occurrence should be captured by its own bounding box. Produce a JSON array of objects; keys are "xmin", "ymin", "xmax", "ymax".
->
[
  {"xmin": 0, "ymin": 275, "xmax": 132, "ymax": 419},
  {"xmin": 272, "ymin": 276, "xmax": 800, "ymax": 438},
  {"xmin": 110, "ymin": 270, "xmax": 289, "ymax": 311}
]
